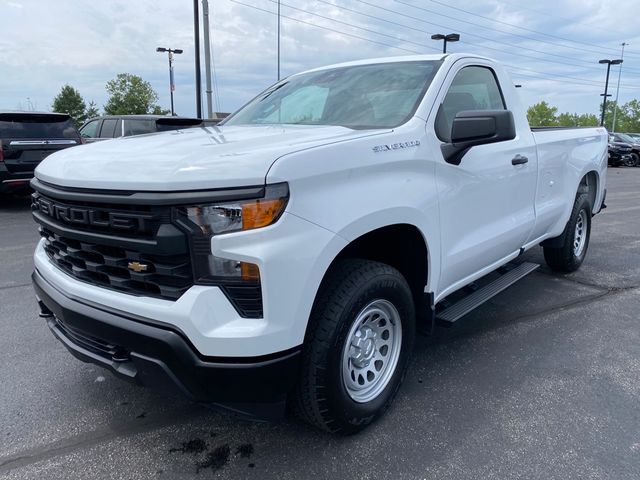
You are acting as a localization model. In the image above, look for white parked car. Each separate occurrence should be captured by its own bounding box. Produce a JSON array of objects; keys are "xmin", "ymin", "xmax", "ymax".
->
[{"xmin": 31, "ymin": 54, "xmax": 607, "ymax": 433}]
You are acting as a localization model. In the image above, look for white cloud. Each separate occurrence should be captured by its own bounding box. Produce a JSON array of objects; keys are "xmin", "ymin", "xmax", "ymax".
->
[{"xmin": 1, "ymin": 0, "xmax": 639, "ymax": 117}]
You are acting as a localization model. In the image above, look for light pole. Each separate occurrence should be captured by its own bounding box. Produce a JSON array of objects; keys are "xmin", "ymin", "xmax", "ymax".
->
[
  {"xmin": 611, "ymin": 42, "xmax": 628, "ymax": 133},
  {"xmin": 277, "ymin": 0, "xmax": 281, "ymax": 81},
  {"xmin": 431, "ymin": 33, "xmax": 460, "ymax": 53},
  {"xmin": 156, "ymin": 47, "xmax": 183, "ymax": 116},
  {"xmin": 599, "ymin": 59, "xmax": 623, "ymax": 127},
  {"xmin": 193, "ymin": 0, "xmax": 202, "ymax": 118},
  {"xmin": 202, "ymin": 0, "xmax": 215, "ymax": 119}
]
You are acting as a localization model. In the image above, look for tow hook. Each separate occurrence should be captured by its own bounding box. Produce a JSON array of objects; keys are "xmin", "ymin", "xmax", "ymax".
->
[{"xmin": 37, "ymin": 299, "xmax": 54, "ymax": 319}]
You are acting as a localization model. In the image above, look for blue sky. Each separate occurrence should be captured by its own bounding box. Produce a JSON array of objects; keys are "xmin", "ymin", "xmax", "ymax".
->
[{"xmin": 1, "ymin": 0, "xmax": 639, "ymax": 119}]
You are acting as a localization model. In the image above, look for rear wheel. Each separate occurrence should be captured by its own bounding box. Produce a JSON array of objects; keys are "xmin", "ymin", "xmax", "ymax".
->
[
  {"xmin": 543, "ymin": 193, "xmax": 591, "ymax": 273},
  {"xmin": 294, "ymin": 259, "xmax": 415, "ymax": 434}
]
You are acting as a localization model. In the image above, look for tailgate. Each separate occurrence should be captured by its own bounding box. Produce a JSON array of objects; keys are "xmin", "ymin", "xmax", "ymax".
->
[
  {"xmin": 2, "ymin": 140, "xmax": 78, "ymax": 173},
  {"xmin": 0, "ymin": 113, "xmax": 80, "ymax": 174}
]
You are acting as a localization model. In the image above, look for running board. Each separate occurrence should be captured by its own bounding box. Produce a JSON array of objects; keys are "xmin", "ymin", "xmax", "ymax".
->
[{"xmin": 436, "ymin": 262, "xmax": 539, "ymax": 323}]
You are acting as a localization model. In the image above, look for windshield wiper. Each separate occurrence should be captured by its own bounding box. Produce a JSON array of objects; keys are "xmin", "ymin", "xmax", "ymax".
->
[{"xmin": 259, "ymin": 82, "xmax": 288, "ymax": 102}]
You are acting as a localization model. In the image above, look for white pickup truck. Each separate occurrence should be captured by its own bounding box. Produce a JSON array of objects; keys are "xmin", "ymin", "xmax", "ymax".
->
[{"xmin": 32, "ymin": 53, "xmax": 607, "ymax": 433}]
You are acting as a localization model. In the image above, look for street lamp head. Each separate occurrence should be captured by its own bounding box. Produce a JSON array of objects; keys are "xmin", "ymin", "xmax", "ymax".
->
[
  {"xmin": 174, "ymin": 49, "xmax": 184, "ymax": 54},
  {"xmin": 431, "ymin": 34, "xmax": 445, "ymax": 40},
  {"xmin": 599, "ymin": 59, "xmax": 624, "ymax": 65},
  {"xmin": 156, "ymin": 47, "xmax": 167, "ymax": 52},
  {"xmin": 445, "ymin": 33, "xmax": 460, "ymax": 42}
]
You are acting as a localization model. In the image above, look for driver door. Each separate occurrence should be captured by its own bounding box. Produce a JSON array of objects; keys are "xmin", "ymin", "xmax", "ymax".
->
[{"xmin": 430, "ymin": 63, "xmax": 538, "ymax": 298}]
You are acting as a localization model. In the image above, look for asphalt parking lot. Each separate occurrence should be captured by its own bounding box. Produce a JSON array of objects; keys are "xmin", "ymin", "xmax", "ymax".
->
[{"xmin": 1, "ymin": 168, "xmax": 639, "ymax": 480}]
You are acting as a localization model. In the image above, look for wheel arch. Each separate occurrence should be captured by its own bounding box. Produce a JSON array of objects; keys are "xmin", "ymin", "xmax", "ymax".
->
[
  {"xmin": 578, "ymin": 170, "xmax": 599, "ymax": 213},
  {"xmin": 306, "ymin": 223, "xmax": 432, "ymax": 337},
  {"xmin": 541, "ymin": 169, "xmax": 599, "ymax": 249}
]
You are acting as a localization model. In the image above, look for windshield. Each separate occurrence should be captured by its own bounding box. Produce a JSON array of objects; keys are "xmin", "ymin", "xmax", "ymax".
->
[
  {"xmin": 0, "ymin": 114, "xmax": 79, "ymax": 139},
  {"xmin": 223, "ymin": 61, "xmax": 441, "ymax": 129},
  {"xmin": 616, "ymin": 133, "xmax": 636, "ymax": 143}
]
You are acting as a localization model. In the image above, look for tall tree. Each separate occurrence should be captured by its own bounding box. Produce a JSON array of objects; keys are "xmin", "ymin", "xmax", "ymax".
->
[
  {"xmin": 601, "ymin": 101, "xmax": 628, "ymax": 131},
  {"xmin": 526, "ymin": 101, "xmax": 558, "ymax": 127},
  {"xmin": 52, "ymin": 85, "xmax": 87, "ymax": 127},
  {"xmin": 556, "ymin": 112, "xmax": 598, "ymax": 127},
  {"xmin": 622, "ymin": 99, "xmax": 640, "ymax": 133},
  {"xmin": 151, "ymin": 105, "xmax": 171, "ymax": 115},
  {"xmin": 104, "ymin": 73, "xmax": 161, "ymax": 115},
  {"xmin": 85, "ymin": 101, "xmax": 100, "ymax": 120}
]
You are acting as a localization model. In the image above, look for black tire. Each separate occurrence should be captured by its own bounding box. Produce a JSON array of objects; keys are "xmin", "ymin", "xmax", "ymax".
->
[
  {"xmin": 543, "ymin": 193, "xmax": 591, "ymax": 273},
  {"xmin": 625, "ymin": 153, "xmax": 639, "ymax": 167},
  {"xmin": 294, "ymin": 259, "xmax": 415, "ymax": 434}
]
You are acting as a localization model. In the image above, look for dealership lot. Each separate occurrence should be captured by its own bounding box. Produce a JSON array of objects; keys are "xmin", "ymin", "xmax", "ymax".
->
[{"xmin": 1, "ymin": 168, "xmax": 639, "ymax": 480}]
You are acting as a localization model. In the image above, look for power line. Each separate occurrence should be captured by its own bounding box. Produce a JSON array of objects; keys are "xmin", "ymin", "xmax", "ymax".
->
[
  {"xmin": 315, "ymin": 0, "xmax": 434, "ymax": 38},
  {"xmin": 230, "ymin": 0, "xmax": 640, "ymax": 91},
  {"xmin": 393, "ymin": 0, "xmax": 640, "ymax": 75},
  {"xmin": 267, "ymin": 0, "xmax": 441, "ymax": 52},
  {"xmin": 484, "ymin": 0, "xmax": 640, "ymax": 58},
  {"xmin": 422, "ymin": 0, "xmax": 633, "ymax": 57},
  {"xmin": 488, "ymin": 0, "xmax": 619, "ymax": 38},
  {"xmin": 507, "ymin": 68, "xmax": 637, "ymax": 91},
  {"xmin": 393, "ymin": 0, "xmax": 615, "ymax": 59},
  {"xmin": 230, "ymin": 0, "xmax": 421, "ymax": 55},
  {"xmin": 350, "ymin": 0, "xmax": 640, "ymax": 78}
]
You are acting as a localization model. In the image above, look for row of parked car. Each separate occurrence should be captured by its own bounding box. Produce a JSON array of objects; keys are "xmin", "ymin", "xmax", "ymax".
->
[
  {"xmin": 0, "ymin": 111, "xmax": 222, "ymax": 192},
  {"xmin": 2, "ymin": 108, "xmax": 638, "ymax": 194},
  {"xmin": 608, "ymin": 132, "xmax": 640, "ymax": 167}
]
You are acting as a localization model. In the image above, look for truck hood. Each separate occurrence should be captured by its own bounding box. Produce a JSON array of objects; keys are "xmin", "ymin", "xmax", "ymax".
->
[{"xmin": 35, "ymin": 125, "xmax": 385, "ymax": 191}]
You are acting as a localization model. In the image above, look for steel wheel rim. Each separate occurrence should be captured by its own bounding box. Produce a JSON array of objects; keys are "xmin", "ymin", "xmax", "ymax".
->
[
  {"xmin": 573, "ymin": 209, "xmax": 587, "ymax": 257},
  {"xmin": 341, "ymin": 299, "xmax": 402, "ymax": 403}
]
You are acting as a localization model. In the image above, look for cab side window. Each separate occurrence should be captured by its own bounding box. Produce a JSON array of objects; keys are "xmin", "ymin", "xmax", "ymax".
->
[
  {"xmin": 79, "ymin": 120, "xmax": 100, "ymax": 138},
  {"xmin": 99, "ymin": 119, "xmax": 118, "ymax": 138},
  {"xmin": 124, "ymin": 120, "xmax": 156, "ymax": 136},
  {"xmin": 437, "ymin": 66, "xmax": 506, "ymax": 141}
]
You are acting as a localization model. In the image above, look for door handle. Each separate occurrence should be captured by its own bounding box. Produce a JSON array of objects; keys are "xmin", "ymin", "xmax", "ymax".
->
[{"xmin": 511, "ymin": 154, "xmax": 529, "ymax": 165}]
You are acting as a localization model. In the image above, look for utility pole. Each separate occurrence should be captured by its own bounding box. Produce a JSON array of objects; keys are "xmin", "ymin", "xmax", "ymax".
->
[
  {"xmin": 611, "ymin": 42, "xmax": 627, "ymax": 133},
  {"xmin": 277, "ymin": 0, "xmax": 281, "ymax": 81},
  {"xmin": 202, "ymin": 0, "xmax": 215, "ymax": 119},
  {"xmin": 193, "ymin": 0, "xmax": 202, "ymax": 118}
]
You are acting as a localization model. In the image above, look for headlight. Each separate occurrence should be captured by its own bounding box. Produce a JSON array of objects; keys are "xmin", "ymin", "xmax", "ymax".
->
[
  {"xmin": 173, "ymin": 183, "xmax": 289, "ymax": 318},
  {"xmin": 179, "ymin": 182, "xmax": 288, "ymax": 236}
]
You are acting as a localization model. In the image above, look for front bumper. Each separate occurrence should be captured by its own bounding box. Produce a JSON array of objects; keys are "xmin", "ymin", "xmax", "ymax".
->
[{"xmin": 33, "ymin": 269, "xmax": 301, "ymax": 404}]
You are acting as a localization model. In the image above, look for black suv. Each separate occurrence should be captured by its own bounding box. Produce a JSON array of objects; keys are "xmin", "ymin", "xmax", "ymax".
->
[
  {"xmin": 610, "ymin": 133, "xmax": 640, "ymax": 167},
  {"xmin": 78, "ymin": 115, "xmax": 216, "ymax": 142},
  {"xmin": 608, "ymin": 135, "xmax": 634, "ymax": 167},
  {"xmin": 0, "ymin": 111, "xmax": 81, "ymax": 193}
]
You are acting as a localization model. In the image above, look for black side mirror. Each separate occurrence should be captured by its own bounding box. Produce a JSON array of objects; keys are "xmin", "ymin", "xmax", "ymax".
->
[{"xmin": 441, "ymin": 109, "xmax": 516, "ymax": 165}]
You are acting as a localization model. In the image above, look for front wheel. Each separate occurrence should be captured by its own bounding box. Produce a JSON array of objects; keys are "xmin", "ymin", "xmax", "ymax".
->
[
  {"xmin": 294, "ymin": 259, "xmax": 415, "ymax": 434},
  {"xmin": 627, "ymin": 153, "xmax": 640, "ymax": 167},
  {"xmin": 543, "ymin": 193, "xmax": 592, "ymax": 273}
]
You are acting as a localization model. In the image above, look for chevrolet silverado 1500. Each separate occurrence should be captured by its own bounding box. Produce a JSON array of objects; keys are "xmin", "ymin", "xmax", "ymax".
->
[{"xmin": 31, "ymin": 54, "xmax": 607, "ymax": 433}]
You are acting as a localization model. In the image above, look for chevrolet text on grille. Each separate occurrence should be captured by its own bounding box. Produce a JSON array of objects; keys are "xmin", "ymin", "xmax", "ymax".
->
[{"xmin": 33, "ymin": 196, "xmax": 152, "ymax": 232}]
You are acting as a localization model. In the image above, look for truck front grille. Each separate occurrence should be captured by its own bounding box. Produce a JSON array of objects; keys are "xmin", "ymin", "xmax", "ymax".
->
[
  {"xmin": 32, "ymin": 188, "xmax": 194, "ymax": 301},
  {"xmin": 40, "ymin": 228, "xmax": 192, "ymax": 300},
  {"xmin": 31, "ymin": 185, "xmax": 263, "ymax": 316}
]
